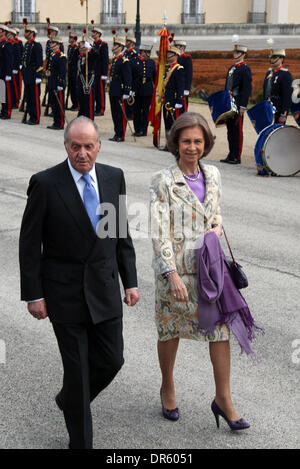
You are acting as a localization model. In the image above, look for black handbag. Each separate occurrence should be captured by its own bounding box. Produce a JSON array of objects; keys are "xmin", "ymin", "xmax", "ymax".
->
[{"xmin": 223, "ymin": 228, "xmax": 248, "ymax": 289}]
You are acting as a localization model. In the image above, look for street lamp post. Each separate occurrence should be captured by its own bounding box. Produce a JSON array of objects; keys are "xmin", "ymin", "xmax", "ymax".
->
[{"xmin": 135, "ymin": 0, "xmax": 141, "ymax": 52}]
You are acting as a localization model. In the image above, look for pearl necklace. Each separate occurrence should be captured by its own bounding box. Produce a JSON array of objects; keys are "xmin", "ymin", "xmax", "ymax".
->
[{"xmin": 182, "ymin": 169, "xmax": 200, "ymax": 182}]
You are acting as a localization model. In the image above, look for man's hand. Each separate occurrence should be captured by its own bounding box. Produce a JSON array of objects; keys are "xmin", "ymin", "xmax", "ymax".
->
[
  {"xmin": 123, "ymin": 288, "xmax": 140, "ymax": 307},
  {"xmin": 27, "ymin": 299, "xmax": 48, "ymax": 320}
]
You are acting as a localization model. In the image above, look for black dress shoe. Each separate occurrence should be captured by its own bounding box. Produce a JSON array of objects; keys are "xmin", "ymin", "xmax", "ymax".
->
[
  {"xmin": 47, "ymin": 124, "xmax": 63, "ymax": 130},
  {"xmin": 228, "ymin": 159, "xmax": 240, "ymax": 165},
  {"xmin": 109, "ymin": 136, "xmax": 124, "ymax": 142},
  {"xmin": 0, "ymin": 115, "xmax": 10, "ymax": 120},
  {"xmin": 220, "ymin": 157, "xmax": 232, "ymax": 163},
  {"xmin": 68, "ymin": 106, "xmax": 78, "ymax": 111},
  {"xmin": 135, "ymin": 131, "xmax": 144, "ymax": 137},
  {"xmin": 27, "ymin": 120, "xmax": 39, "ymax": 125},
  {"xmin": 159, "ymin": 146, "xmax": 170, "ymax": 152}
]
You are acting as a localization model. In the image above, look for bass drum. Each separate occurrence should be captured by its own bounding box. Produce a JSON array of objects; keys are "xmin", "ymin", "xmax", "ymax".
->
[
  {"xmin": 254, "ymin": 124, "xmax": 282, "ymax": 176},
  {"xmin": 255, "ymin": 125, "xmax": 300, "ymax": 176},
  {"xmin": 262, "ymin": 125, "xmax": 300, "ymax": 176}
]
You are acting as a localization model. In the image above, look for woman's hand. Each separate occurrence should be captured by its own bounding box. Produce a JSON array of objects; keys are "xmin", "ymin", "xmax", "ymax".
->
[
  {"xmin": 205, "ymin": 225, "xmax": 222, "ymax": 238},
  {"xmin": 167, "ymin": 272, "xmax": 189, "ymax": 303}
]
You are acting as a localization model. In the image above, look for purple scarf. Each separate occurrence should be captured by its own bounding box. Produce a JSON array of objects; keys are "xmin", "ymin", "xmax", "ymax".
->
[{"xmin": 194, "ymin": 232, "xmax": 263, "ymax": 359}]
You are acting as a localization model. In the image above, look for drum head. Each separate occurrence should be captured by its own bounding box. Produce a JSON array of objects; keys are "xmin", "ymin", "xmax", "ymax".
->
[{"xmin": 262, "ymin": 126, "xmax": 300, "ymax": 176}]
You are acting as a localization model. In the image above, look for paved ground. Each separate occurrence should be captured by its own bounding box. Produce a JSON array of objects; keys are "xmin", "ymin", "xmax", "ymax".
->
[{"xmin": 0, "ymin": 101, "xmax": 299, "ymax": 450}]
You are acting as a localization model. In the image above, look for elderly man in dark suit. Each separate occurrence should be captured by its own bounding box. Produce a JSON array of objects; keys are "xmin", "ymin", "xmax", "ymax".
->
[{"xmin": 19, "ymin": 116, "xmax": 139, "ymax": 449}]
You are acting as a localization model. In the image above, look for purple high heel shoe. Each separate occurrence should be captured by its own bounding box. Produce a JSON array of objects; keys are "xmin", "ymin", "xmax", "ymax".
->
[
  {"xmin": 160, "ymin": 388, "xmax": 179, "ymax": 421},
  {"xmin": 211, "ymin": 400, "xmax": 250, "ymax": 431}
]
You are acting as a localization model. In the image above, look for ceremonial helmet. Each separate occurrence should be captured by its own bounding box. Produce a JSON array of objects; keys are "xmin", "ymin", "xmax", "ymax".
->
[{"xmin": 124, "ymin": 28, "xmax": 136, "ymax": 44}]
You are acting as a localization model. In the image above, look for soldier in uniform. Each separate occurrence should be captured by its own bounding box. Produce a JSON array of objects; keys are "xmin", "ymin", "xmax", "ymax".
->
[
  {"xmin": 175, "ymin": 39, "xmax": 193, "ymax": 112},
  {"xmin": 77, "ymin": 38, "xmax": 97, "ymax": 120},
  {"xmin": 161, "ymin": 45, "xmax": 185, "ymax": 149},
  {"xmin": 263, "ymin": 48, "xmax": 293, "ymax": 125},
  {"xmin": 0, "ymin": 24, "xmax": 13, "ymax": 120},
  {"xmin": 44, "ymin": 23, "xmax": 64, "ymax": 111},
  {"xmin": 14, "ymin": 28, "xmax": 24, "ymax": 104},
  {"xmin": 124, "ymin": 33, "xmax": 138, "ymax": 120},
  {"xmin": 22, "ymin": 25, "xmax": 43, "ymax": 125},
  {"xmin": 220, "ymin": 44, "xmax": 252, "ymax": 165},
  {"xmin": 67, "ymin": 32, "xmax": 79, "ymax": 111},
  {"xmin": 124, "ymin": 34, "xmax": 138, "ymax": 62},
  {"xmin": 47, "ymin": 38, "xmax": 66, "ymax": 130},
  {"xmin": 132, "ymin": 44, "xmax": 156, "ymax": 137},
  {"xmin": 7, "ymin": 27, "xmax": 21, "ymax": 108},
  {"xmin": 91, "ymin": 26, "xmax": 109, "ymax": 116},
  {"xmin": 109, "ymin": 37, "xmax": 132, "ymax": 142}
]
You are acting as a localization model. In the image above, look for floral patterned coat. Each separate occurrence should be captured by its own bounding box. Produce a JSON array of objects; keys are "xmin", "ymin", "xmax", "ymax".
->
[{"xmin": 150, "ymin": 162, "xmax": 222, "ymax": 276}]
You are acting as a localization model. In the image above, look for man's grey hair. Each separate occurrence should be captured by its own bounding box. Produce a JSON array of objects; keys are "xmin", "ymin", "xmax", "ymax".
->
[{"xmin": 64, "ymin": 116, "xmax": 101, "ymax": 143}]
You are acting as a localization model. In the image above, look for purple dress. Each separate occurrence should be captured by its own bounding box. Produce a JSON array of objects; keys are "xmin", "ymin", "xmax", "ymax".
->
[{"xmin": 184, "ymin": 169, "xmax": 206, "ymax": 203}]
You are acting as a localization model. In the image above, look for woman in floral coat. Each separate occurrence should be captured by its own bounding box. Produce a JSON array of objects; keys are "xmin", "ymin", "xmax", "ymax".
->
[{"xmin": 150, "ymin": 112, "xmax": 250, "ymax": 430}]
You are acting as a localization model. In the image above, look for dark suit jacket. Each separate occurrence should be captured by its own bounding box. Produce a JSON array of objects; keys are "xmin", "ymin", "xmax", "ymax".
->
[{"xmin": 19, "ymin": 159, "xmax": 138, "ymax": 324}]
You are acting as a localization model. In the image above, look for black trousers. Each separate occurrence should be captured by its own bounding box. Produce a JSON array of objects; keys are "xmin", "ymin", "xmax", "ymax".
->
[
  {"xmin": 110, "ymin": 95, "xmax": 127, "ymax": 139},
  {"xmin": 68, "ymin": 74, "xmax": 78, "ymax": 109},
  {"xmin": 49, "ymin": 88, "xmax": 65, "ymax": 128},
  {"xmin": 163, "ymin": 105, "xmax": 183, "ymax": 133},
  {"xmin": 78, "ymin": 84, "xmax": 95, "ymax": 120},
  {"xmin": 94, "ymin": 75, "xmax": 106, "ymax": 115},
  {"xmin": 226, "ymin": 114, "xmax": 244, "ymax": 161},
  {"xmin": 52, "ymin": 316, "xmax": 124, "ymax": 449},
  {"xmin": 133, "ymin": 95, "xmax": 152, "ymax": 134},
  {"xmin": 24, "ymin": 83, "xmax": 41, "ymax": 124}
]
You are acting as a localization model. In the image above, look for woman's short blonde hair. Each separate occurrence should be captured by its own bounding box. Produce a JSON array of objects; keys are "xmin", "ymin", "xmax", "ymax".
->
[{"xmin": 167, "ymin": 112, "xmax": 215, "ymax": 160}]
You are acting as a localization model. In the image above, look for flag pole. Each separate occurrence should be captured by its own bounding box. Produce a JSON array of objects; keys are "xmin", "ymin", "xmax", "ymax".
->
[
  {"xmin": 80, "ymin": 0, "xmax": 89, "ymax": 88},
  {"xmin": 85, "ymin": 0, "xmax": 89, "ymax": 88}
]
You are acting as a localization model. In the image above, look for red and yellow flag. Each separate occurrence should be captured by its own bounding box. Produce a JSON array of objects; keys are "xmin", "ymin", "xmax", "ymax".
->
[{"xmin": 148, "ymin": 27, "xmax": 169, "ymax": 148}]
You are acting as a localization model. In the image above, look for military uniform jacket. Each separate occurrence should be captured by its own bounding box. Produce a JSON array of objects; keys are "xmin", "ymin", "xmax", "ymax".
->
[
  {"xmin": 124, "ymin": 48, "xmax": 138, "ymax": 63},
  {"xmin": 22, "ymin": 38, "xmax": 43, "ymax": 85},
  {"xmin": 109, "ymin": 54, "xmax": 132, "ymax": 97},
  {"xmin": 0, "ymin": 37, "xmax": 13, "ymax": 79},
  {"xmin": 263, "ymin": 66, "xmax": 293, "ymax": 116},
  {"xmin": 15, "ymin": 38, "xmax": 24, "ymax": 69},
  {"xmin": 178, "ymin": 53, "xmax": 193, "ymax": 92},
  {"xmin": 225, "ymin": 62, "xmax": 252, "ymax": 108},
  {"xmin": 92, "ymin": 39, "xmax": 109, "ymax": 77},
  {"xmin": 77, "ymin": 50, "xmax": 98, "ymax": 89},
  {"xmin": 164, "ymin": 62, "xmax": 185, "ymax": 107},
  {"xmin": 133, "ymin": 56, "xmax": 156, "ymax": 96},
  {"xmin": 46, "ymin": 39, "xmax": 64, "ymax": 67},
  {"xmin": 11, "ymin": 38, "xmax": 21, "ymax": 72},
  {"xmin": 67, "ymin": 43, "xmax": 79, "ymax": 77},
  {"xmin": 48, "ymin": 50, "xmax": 67, "ymax": 90}
]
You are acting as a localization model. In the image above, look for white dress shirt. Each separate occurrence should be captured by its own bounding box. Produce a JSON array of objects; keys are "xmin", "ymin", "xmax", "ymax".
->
[{"xmin": 67, "ymin": 158, "xmax": 100, "ymax": 202}]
